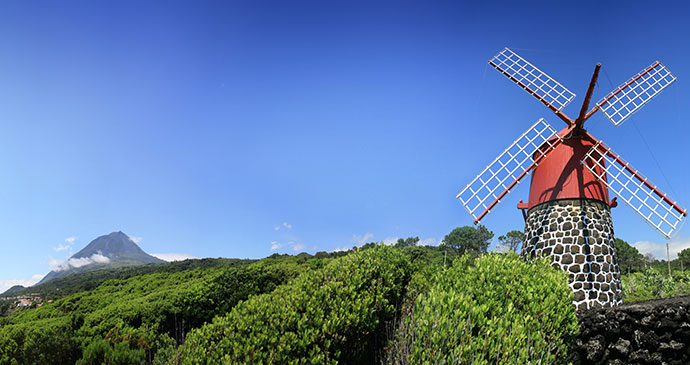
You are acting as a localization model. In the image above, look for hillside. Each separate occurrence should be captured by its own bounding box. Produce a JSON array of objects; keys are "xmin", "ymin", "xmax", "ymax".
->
[
  {"xmin": 0, "ymin": 286, "xmax": 25, "ymax": 297},
  {"xmin": 1, "ymin": 257, "xmax": 252, "ymax": 299},
  {"xmin": 0, "ymin": 248, "xmax": 348, "ymax": 363},
  {"xmin": 37, "ymin": 231, "xmax": 165, "ymax": 285}
]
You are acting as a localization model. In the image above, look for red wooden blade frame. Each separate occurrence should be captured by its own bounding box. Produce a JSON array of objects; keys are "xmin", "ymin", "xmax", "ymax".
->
[
  {"xmin": 586, "ymin": 61, "xmax": 676, "ymax": 125},
  {"xmin": 457, "ymin": 120, "xmax": 571, "ymax": 224},
  {"xmin": 489, "ymin": 48, "xmax": 575, "ymax": 126},
  {"xmin": 583, "ymin": 136, "xmax": 687, "ymax": 238}
]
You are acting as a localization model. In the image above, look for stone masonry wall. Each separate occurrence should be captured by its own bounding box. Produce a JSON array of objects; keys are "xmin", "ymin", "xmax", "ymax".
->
[
  {"xmin": 569, "ymin": 295, "xmax": 690, "ymax": 364},
  {"xmin": 522, "ymin": 199, "xmax": 622, "ymax": 310}
]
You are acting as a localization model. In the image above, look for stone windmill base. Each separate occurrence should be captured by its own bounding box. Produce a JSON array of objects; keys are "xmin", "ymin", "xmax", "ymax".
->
[{"xmin": 522, "ymin": 198, "xmax": 623, "ymax": 310}]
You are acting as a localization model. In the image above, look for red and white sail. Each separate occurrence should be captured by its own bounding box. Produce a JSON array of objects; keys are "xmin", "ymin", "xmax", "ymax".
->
[
  {"xmin": 594, "ymin": 61, "xmax": 676, "ymax": 126},
  {"xmin": 583, "ymin": 141, "xmax": 687, "ymax": 238},
  {"xmin": 457, "ymin": 119, "xmax": 564, "ymax": 223},
  {"xmin": 489, "ymin": 48, "xmax": 576, "ymax": 113}
]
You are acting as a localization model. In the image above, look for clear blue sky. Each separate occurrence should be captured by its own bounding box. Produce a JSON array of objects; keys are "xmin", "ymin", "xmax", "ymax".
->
[{"xmin": 1, "ymin": 1, "xmax": 689, "ymax": 291}]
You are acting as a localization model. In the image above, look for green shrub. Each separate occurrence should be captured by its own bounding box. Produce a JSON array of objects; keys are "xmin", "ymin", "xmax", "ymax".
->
[
  {"xmin": 671, "ymin": 270, "xmax": 690, "ymax": 296},
  {"xmin": 177, "ymin": 245, "xmax": 412, "ymax": 364},
  {"xmin": 0, "ymin": 317, "xmax": 80, "ymax": 365},
  {"xmin": 622, "ymin": 268, "xmax": 676, "ymax": 302},
  {"xmin": 77, "ymin": 337, "xmax": 146, "ymax": 365},
  {"xmin": 391, "ymin": 253, "xmax": 578, "ymax": 364}
]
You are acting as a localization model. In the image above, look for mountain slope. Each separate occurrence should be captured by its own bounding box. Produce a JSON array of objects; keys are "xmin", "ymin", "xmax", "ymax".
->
[
  {"xmin": 0, "ymin": 285, "xmax": 26, "ymax": 297},
  {"xmin": 1, "ymin": 257, "xmax": 250, "ymax": 299},
  {"xmin": 38, "ymin": 231, "xmax": 164, "ymax": 284}
]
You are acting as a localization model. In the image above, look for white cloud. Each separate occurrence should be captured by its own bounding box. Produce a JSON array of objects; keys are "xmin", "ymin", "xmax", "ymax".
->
[
  {"xmin": 0, "ymin": 276, "xmax": 44, "ymax": 295},
  {"xmin": 70, "ymin": 258, "xmax": 89, "ymax": 268},
  {"xmin": 335, "ymin": 234, "xmax": 438, "ymax": 252},
  {"xmin": 352, "ymin": 233, "xmax": 374, "ymax": 246},
  {"xmin": 49, "ymin": 253, "xmax": 111, "ymax": 272},
  {"xmin": 271, "ymin": 240, "xmax": 308, "ymax": 252},
  {"xmin": 270, "ymin": 241, "xmax": 282, "ymax": 251},
  {"xmin": 90, "ymin": 254, "xmax": 110, "ymax": 264},
  {"xmin": 274, "ymin": 222, "xmax": 293, "ymax": 231},
  {"xmin": 380, "ymin": 237, "xmax": 435, "ymax": 246},
  {"xmin": 151, "ymin": 253, "xmax": 199, "ymax": 262},
  {"xmin": 418, "ymin": 237, "xmax": 436, "ymax": 246},
  {"xmin": 66, "ymin": 257, "xmax": 92, "ymax": 269},
  {"xmin": 49, "ymin": 258, "xmax": 70, "ymax": 272},
  {"xmin": 338, "ymin": 233, "xmax": 395, "ymax": 251},
  {"xmin": 54, "ymin": 244, "xmax": 72, "ymax": 252},
  {"xmin": 633, "ymin": 236, "xmax": 690, "ymax": 260},
  {"xmin": 382, "ymin": 237, "xmax": 398, "ymax": 246},
  {"xmin": 129, "ymin": 237, "xmax": 142, "ymax": 244},
  {"xmin": 55, "ymin": 236, "xmax": 77, "ymax": 252}
]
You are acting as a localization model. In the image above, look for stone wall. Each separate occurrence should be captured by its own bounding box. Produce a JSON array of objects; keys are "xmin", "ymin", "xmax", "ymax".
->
[
  {"xmin": 522, "ymin": 198, "xmax": 622, "ymax": 310},
  {"xmin": 569, "ymin": 295, "xmax": 690, "ymax": 364}
]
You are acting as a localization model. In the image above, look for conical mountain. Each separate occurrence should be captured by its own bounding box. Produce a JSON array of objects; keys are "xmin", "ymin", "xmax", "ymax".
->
[
  {"xmin": 72, "ymin": 231, "xmax": 156, "ymax": 260},
  {"xmin": 38, "ymin": 231, "xmax": 164, "ymax": 284}
]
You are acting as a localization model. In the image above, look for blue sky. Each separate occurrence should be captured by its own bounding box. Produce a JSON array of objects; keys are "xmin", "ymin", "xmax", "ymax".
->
[{"xmin": 1, "ymin": 1, "xmax": 689, "ymax": 291}]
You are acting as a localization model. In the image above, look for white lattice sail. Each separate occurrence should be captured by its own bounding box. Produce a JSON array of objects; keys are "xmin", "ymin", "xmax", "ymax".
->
[
  {"xmin": 489, "ymin": 48, "xmax": 576, "ymax": 112},
  {"xmin": 583, "ymin": 142, "xmax": 687, "ymax": 238},
  {"xmin": 596, "ymin": 61, "xmax": 676, "ymax": 126},
  {"xmin": 457, "ymin": 118, "xmax": 562, "ymax": 223}
]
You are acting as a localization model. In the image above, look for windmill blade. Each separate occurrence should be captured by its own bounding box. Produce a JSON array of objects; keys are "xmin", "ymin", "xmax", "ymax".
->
[
  {"xmin": 595, "ymin": 61, "xmax": 676, "ymax": 126},
  {"xmin": 489, "ymin": 48, "xmax": 576, "ymax": 113},
  {"xmin": 583, "ymin": 141, "xmax": 687, "ymax": 238},
  {"xmin": 457, "ymin": 118, "xmax": 564, "ymax": 223}
]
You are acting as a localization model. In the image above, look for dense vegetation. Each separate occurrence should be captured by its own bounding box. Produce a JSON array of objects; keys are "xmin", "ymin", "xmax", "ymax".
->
[
  {"xmin": 176, "ymin": 245, "xmax": 413, "ymax": 364},
  {"xmin": 6, "ymin": 226, "xmax": 681, "ymax": 364},
  {"xmin": 387, "ymin": 253, "xmax": 578, "ymax": 364},
  {"xmin": 612, "ymin": 238, "xmax": 690, "ymax": 302},
  {"xmin": 1, "ymin": 258, "xmax": 255, "ymax": 300},
  {"xmin": 0, "ymin": 255, "xmax": 321, "ymax": 364}
]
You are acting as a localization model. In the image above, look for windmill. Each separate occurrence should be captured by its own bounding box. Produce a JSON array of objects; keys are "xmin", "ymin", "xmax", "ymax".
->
[{"xmin": 457, "ymin": 48, "xmax": 687, "ymax": 310}]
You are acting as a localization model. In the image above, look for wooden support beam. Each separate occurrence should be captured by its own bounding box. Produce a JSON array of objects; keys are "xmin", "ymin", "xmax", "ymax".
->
[{"xmin": 575, "ymin": 63, "xmax": 601, "ymax": 129}]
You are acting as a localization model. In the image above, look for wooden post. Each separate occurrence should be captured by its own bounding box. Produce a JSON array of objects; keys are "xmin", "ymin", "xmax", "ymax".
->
[{"xmin": 666, "ymin": 242, "xmax": 673, "ymax": 279}]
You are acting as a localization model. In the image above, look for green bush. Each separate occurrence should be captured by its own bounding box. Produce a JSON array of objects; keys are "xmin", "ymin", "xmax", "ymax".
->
[
  {"xmin": 177, "ymin": 245, "xmax": 412, "ymax": 364},
  {"xmin": 622, "ymin": 268, "xmax": 677, "ymax": 302},
  {"xmin": 0, "ymin": 317, "xmax": 80, "ymax": 365},
  {"xmin": 390, "ymin": 253, "xmax": 578, "ymax": 364},
  {"xmin": 77, "ymin": 337, "xmax": 146, "ymax": 365}
]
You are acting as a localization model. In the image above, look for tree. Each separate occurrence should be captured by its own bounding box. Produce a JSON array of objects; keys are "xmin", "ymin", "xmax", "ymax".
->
[
  {"xmin": 615, "ymin": 238, "xmax": 644, "ymax": 274},
  {"xmin": 497, "ymin": 230, "xmax": 524, "ymax": 253},
  {"xmin": 0, "ymin": 300, "xmax": 9, "ymax": 317},
  {"xmin": 678, "ymin": 248, "xmax": 690, "ymax": 271},
  {"xmin": 644, "ymin": 253, "xmax": 656, "ymax": 269},
  {"xmin": 441, "ymin": 225, "xmax": 493, "ymax": 257},
  {"xmin": 395, "ymin": 237, "xmax": 420, "ymax": 248}
]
